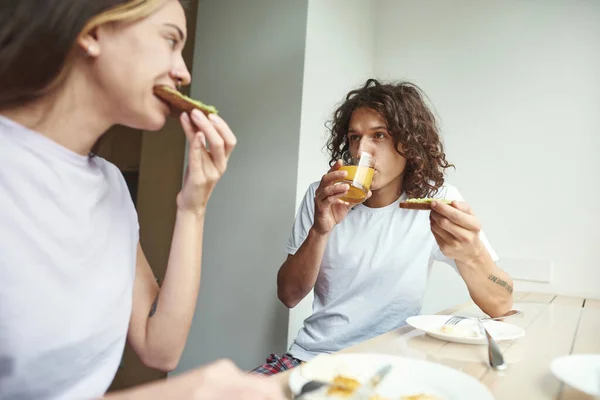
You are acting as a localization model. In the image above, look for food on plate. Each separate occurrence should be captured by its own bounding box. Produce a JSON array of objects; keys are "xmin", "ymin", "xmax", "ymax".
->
[
  {"xmin": 399, "ymin": 198, "xmax": 452, "ymax": 210},
  {"xmin": 324, "ymin": 375, "xmax": 439, "ymax": 399},
  {"xmin": 153, "ymin": 85, "xmax": 218, "ymax": 116},
  {"xmin": 439, "ymin": 324, "xmax": 481, "ymax": 338},
  {"xmin": 326, "ymin": 375, "xmax": 361, "ymax": 396}
]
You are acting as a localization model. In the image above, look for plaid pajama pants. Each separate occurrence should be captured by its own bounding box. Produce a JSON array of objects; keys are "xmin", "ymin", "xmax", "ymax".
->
[{"xmin": 250, "ymin": 353, "xmax": 303, "ymax": 376}]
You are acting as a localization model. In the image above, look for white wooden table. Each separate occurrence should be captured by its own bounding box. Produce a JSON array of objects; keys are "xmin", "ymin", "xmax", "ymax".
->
[{"xmin": 273, "ymin": 292, "xmax": 600, "ymax": 399}]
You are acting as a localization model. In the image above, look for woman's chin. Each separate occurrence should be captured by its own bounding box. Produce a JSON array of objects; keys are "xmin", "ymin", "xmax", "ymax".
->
[
  {"xmin": 145, "ymin": 118, "xmax": 168, "ymax": 132},
  {"xmin": 129, "ymin": 112, "xmax": 169, "ymax": 132}
]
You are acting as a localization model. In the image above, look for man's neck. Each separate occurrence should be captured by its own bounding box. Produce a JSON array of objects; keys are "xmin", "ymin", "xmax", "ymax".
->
[{"xmin": 363, "ymin": 176, "xmax": 404, "ymax": 208}]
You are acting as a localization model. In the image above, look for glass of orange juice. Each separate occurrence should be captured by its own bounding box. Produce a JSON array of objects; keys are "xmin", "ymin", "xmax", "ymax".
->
[{"xmin": 337, "ymin": 150, "xmax": 375, "ymax": 204}]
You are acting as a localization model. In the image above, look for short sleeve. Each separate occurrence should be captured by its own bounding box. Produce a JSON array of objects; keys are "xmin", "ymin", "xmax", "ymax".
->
[
  {"xmin": 105, "ymin": 160, "xmax": 140, "ymax": 245},
  {"xmin": 284, "ymin": 182, "xmax": 319, "ymax": 255}
]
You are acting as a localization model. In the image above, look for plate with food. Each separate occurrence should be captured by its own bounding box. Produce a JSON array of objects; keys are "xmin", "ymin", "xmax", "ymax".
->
[
  {"xmin": 406, "ymin": 315, "xmax": 525, "ymax": 345},
  {"xmin": 399, "ymin": 198, "xmax": 452, "ymax": 210},
  {"xmin": 153, "ymin": 84, "xmax": 218, "ymax": 116},
  {"xmin": 289, "ymin": 353, "xmax": 494, "ymax": 400}
]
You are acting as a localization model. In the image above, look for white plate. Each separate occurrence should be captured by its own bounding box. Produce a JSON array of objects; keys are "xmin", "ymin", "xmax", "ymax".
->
[
  {"xmin": 406, "ymin": 315, "xmax": 525, "ymax": 345},
  {"xmin": 289, "ymin": 353, "xmax": 494, "ymax": 400},
  {"xmin": 550, "ymin": 354, "xmax": 600, "ymax": 397}
]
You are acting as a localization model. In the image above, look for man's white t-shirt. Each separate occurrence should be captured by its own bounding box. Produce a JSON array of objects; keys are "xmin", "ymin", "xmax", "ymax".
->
[
  {"xmin": 0, "ymin": 116, "xmax": 139, "ymax": 399},
  {"xmin": 286, "ymin": 181, "xmax": 498, "ymax": 362}
]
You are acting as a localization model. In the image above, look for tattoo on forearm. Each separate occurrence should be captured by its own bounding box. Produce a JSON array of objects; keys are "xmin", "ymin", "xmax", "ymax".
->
[
  {"xmin": 149, "ymin": 295, "xmax": 159, "ymax": 318},
  {"xmin": 488, "ymin": 274, "xmax": 513, "ymax": 294}
]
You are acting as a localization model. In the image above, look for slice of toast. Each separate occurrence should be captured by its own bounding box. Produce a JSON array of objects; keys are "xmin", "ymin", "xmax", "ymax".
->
[
  {"xmin": 153, "ymin": 85, "xmax": 218, "ymax": 116},
  {"xmin": 399, "ymin": 198, "xmax": 452, "ymax": 210}
]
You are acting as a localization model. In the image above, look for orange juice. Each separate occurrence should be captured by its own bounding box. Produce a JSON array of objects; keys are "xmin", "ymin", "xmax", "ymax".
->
[{"xmin": 338, "ymin": 165, "xmax": 374, "ymax": 203}]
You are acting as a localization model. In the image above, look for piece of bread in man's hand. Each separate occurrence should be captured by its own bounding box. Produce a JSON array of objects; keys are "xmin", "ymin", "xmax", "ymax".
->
[
  {"xmin": 399, "ymin": 198, "xmax": 452, "ymax": 210},
  {"xmin": 153, "ymin": 85, "xmax": 218, "ymax": 116}
]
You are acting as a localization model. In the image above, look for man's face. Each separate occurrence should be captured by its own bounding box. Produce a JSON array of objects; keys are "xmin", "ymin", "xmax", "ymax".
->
[{"xmin": 347, "ymin": 107, "xmax": 407, "ymax": 192}]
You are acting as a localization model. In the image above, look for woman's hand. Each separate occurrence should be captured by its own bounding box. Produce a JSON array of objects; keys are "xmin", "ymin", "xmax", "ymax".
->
[{"xmin": 177, "ymin": 109, "xmax": 237, "ymax": 215}]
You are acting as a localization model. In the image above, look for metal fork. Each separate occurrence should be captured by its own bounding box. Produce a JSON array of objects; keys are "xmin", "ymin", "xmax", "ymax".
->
[
  {"xmin": 444, "ymin": 316, "xmax": 466, "ymax": 326},
  {"xmin": 443, "ymin": 316, "xmax": 506, "ymax": 370},
  {"xmin": 444, "ymin": 309, "xmax": 521, "ymax": 327},
  {"xmin": 297, "ymin": 365, "xmax": 392, "ymax": 399},
  {"xmin": 296, "ymin": 380, "xmax": 329, "ymax": 399},
  {"xmin": 296, "ymin": 379, "xmax": 356, "ymax": 399}
]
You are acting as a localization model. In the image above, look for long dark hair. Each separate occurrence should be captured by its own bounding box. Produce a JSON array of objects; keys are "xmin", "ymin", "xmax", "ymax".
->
[
  {"xmin": 326, "ymin": 78, "xmax": 454, "ymax": 198},
  {"xmin": 0, "ymin": 0, "xmax": 167, "ymax": 110}
]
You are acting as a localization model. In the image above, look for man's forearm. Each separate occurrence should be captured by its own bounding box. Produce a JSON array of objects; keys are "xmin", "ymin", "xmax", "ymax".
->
[
  {"xmin": 277, "ymin": 228, "xmax": 330, "ymax": 308},
  {"xmin": 455, "ymin": 245, "xmax": 514, "ymax": 318},
  {"xmin": 143, "ymin": 209, "xmax": 205, "ymax": 369}
]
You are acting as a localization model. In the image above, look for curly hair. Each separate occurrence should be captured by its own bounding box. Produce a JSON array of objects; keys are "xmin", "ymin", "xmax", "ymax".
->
[{"xmin": 326, "ymin": 78, "xmax": 454, "ymax": 198}]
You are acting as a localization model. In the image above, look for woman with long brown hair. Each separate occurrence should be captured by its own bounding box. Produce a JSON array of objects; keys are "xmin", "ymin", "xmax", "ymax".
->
[{"xmin": 0, "ymin": 0, "xmax": 283, "ymax": 398}]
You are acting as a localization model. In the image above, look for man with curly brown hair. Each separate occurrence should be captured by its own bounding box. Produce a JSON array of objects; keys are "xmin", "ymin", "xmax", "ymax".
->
[{"xmin": 252, "ymin": 79, "xmax": 514, "ymax": 375}]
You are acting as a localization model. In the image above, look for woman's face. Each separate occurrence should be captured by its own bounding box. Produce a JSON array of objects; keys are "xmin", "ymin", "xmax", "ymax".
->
[{"xmin": 88, "ymin": 0, "xmax": 191, "ymax": 131}]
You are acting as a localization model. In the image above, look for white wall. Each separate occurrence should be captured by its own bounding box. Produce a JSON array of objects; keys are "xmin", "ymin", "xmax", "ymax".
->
[
  {"xmin": 174, "ymin": 0, "xmax": 308, "ymax": 373},
  {"xmin": 374, "ymin": 0, "xmax": 600, "ymax": 311},
  {"xmin": 287, "ymin": 0, "xmax": 375, "ymax": 347},
  {"xmin": 289, "ymin": 0, "xmax": 600, "ymax": 328},
  {"xmin": 177, "ymin": 0, "xmax": 600, "ymax": 368}
]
